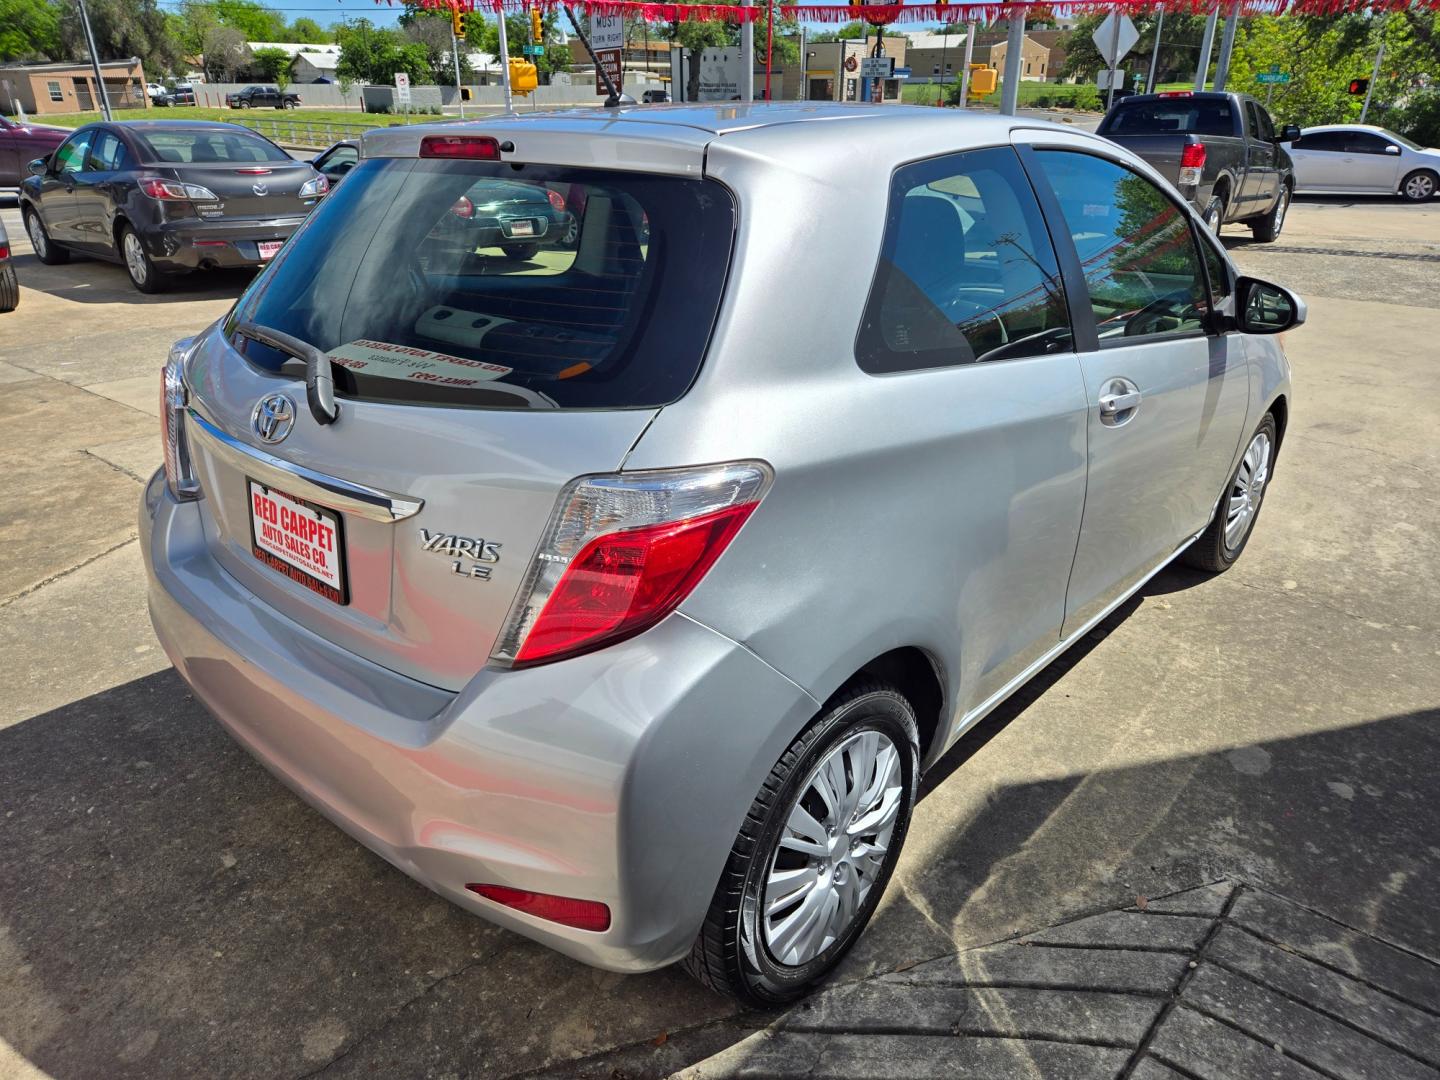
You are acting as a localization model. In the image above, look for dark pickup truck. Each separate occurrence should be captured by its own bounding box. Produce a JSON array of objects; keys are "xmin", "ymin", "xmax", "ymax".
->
[
  {"xmin": 1097, "ymin": 91, "xmax": 1300, "ymax": 242},
  {"xmin": 225, "ymin": 85, "xmax": 301, "ymax": 110}
]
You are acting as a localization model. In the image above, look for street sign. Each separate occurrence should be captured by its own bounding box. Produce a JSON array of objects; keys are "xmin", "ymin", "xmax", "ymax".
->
[
  {"xmin": 594, "ymin": 47, "xmax": 623, "ymax": 95},
  {"xmin": 1092, "ymin": 13, "xmax": 1139, "ymax": 68},
  {"xmin": 522, "ymin": 44, "xmax": 545, "ymax": 56},
  {"xmin": 1255, "ymin": 71, "xmax": 1291, "ymax": 84},
  {"xmin": 393, "ymin": 71, "xmax": 411, "ymax": 106},
  {"xmin": 591, "ymin": 14, "xmax": 624, "ymax": 52},
  {"xmin": 859, "ymin": 56, "xmax": 895, "ymax": 79},
  {"xmin": 893, "ymin": 66, "xmax": 912, "ymax": 78}
]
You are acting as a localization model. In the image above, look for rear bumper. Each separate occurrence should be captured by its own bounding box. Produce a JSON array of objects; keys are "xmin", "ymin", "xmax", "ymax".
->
[
  {"xmin": 141, "ymin": 470, "xmax": 817, "ymax": 972},
  {"xmin": 145, "ymin": 216, "xmax": 310, "ymax": 271}
]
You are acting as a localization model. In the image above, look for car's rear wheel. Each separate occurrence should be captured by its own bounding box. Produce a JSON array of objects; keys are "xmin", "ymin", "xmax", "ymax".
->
[
  {"xmin": 0, "ymin": 263, "xmax": 18, "ymax": 313},
  {"xmin": 284, "ymin": 100, "xmax": 297, "ymax": 110},
  {"xmin": 684, "ymin": 681, "xmax": 919, "ymax": 1005},
  {"xmin": 24, "ymin": 208, "xmax": 69, "ymax": 266},
  {"xmin": 1183, "ymin": 413, "xmax": 1277, "ymax": 573},
  {"xmin": 120, "ymin": 226, "xmax": 168, "ymax": 294},
  {"xmin": 1400, "ymin": 169, "xmax": 1437, "ymax": 203},
  {"xmin": 1202, "ymin": 194, "xmax": 1225, "ymax": 235},
  {"xmin": 1250, "ymin": 185, "xmax": 1290, "ymax": 243},
  {"xmin": 501, "ymin": 243, "xmax": 539, "ymax": 261}
]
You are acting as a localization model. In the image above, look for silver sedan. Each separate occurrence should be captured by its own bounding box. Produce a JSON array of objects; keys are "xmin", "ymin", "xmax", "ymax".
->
[{"xmin": 1284, "ymin": 124, "xmax": 1440, "ymax": 201}]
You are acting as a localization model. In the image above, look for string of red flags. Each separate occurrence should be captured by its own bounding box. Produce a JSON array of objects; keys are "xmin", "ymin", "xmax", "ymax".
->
[{"xmin": 395, "ymin": 0, "xmax": 1439, "ymax": 20}]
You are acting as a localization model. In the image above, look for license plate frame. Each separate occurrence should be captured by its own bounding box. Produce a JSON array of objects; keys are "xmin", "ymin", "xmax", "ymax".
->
[
  {"xmin": 257, "ymin": 240, "xmax": 284, "ymax": 260},
  {"xmin": 247, "ymin": 479, "xmax": 348, "ymax": 605},
  {"xmin": 506, "ymin": 219, "xmax": 535, "ymax": 238}
]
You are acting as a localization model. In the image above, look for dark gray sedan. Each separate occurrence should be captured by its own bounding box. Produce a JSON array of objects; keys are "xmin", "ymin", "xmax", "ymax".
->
[{"xmin": 18, "ymin": 120, "xmax": 327, "ymax": 293}]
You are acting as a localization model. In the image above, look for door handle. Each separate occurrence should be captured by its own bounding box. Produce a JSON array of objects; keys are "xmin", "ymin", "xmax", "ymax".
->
[{"xmin": 1099, "ymin": 390, "xmax": 1142, "ymax": 416}]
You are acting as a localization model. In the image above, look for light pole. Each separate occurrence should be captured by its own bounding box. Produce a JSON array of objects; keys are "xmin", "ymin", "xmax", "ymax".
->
[
  {"xmin": 1000, "ymin": 14, "xmax": 1024, "ymax": 116},
  {"xmin": 958, "ymin": 20, "xmax": 976, "ymax": 108},
  {"xmin": 1146, "ymin": 4, "xmax": 1164, "ymax": 95},
  {"xmin": 76, "ymin": 0, "xmax": 113, "ymax": 121},
  {"xmin": 1194, "ymin": 11, "xmax": 1217, "ymax": 91}
]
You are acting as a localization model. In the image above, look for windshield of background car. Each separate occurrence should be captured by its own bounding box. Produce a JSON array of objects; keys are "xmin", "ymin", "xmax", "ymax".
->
[
  {"xmin": 227, "ymin": 156, "xmax": 736, "ymax": 410},
  {"xmin": 133, "ymin": 130, "xmax": 291, "ymax": 164},
  {"xmin": 1104, "ymin": 99, "xmax": 1236, "ymax": 137},
  {"xmin": 1384, "ymin": 129, "xmax": 1423, "ymax": 151}
]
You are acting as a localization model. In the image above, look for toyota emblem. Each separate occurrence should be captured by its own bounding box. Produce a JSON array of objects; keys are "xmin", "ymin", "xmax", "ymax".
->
[
  {"xmin": 252, "ymin": 181, "xmax": 269, "ymax": 196},
  {"xmin": 252, "ymin": 393, "xmax": 295, "ymax": 444}
]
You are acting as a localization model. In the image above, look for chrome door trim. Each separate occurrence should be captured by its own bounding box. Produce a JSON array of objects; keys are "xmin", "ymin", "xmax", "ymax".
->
[{"xmin": 186, "ymin": 408, "xmax": 423, "ymax": 523}]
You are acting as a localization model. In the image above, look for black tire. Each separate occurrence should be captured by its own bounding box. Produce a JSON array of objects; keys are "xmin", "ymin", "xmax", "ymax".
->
[
  {"xmin": 0, "ymin": 263, "xmax": 18, "ymax": 313},
  {"xmin": 1249, "ymin": 184, "xmax": 1290, "ymax": 243},
  {"xmin": 501, "ymin": 243, "xmax": 539, "ymax": 261},
  {"xmin": 239, "ymin": 100, "xmax": 251, "ymax": 109},
  {"xmin": 683, "ymin": 681, "xmax": 920, "ymax": 1006},
  {"xmin": 1201, "ymin": 194, "xmax": 1225, "ymax": 235},
  {"xmin": 23, "ymin": 207, "xmax": 69, "ymax": 265},
  {"xmin": 119, "ymin": 224, "xmax": 169, "ymax": 294},
  {"xmin": 1184, "ymin": 412, "xmax": 1279, "ymax": 573},
  {"xmin": 1399, "ymin": 169, "xmax": 1437, "ymax": 203}
]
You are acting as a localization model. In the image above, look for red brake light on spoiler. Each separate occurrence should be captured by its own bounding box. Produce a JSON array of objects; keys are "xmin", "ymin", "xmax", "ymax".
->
[
  {"xmin": 1159, "ymin": 91, "xmax": 1193, "ymax": 98},
  {"xmin": 420, "ymin": 135, "xmax": 501, "ymax": 160}
]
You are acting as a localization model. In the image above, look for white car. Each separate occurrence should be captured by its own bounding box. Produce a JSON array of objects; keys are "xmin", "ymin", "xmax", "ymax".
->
[{"xmin": 1284, "ymin": 124, "xmax": 1439, "ymax": 201}]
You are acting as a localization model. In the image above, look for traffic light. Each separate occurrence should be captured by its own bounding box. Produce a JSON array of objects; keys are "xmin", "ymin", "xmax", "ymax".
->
[
  {"xmin": 451, "ymin": 8, "xmax": 466, "ymax": 37},
  {"xmin": 529, "ymin": 7, "xmax": 543, "ymax": 43},
  {"xmin": 510, "ymin": 59, "xmax": 538, "ymax": 95},
  {"xmin": 969, "ymin": 66, "xmax": 998, "ymax": 96},
  {"xmin": 460, "ymin": 86, "xmax": 473, "ymax": 101},
  {"xmin": 1348, "ymin": 77, "xmax": 1369, "ymax": 95}
]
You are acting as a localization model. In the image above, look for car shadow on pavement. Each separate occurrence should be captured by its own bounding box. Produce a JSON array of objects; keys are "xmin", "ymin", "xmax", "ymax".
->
[
  {"xmin": 2, "ymin": 576, "xmax": 1436, "ymax": 1078},
  {"xmin": 3, "ymin": 251, "xmax": 256, "ymax": 305}
]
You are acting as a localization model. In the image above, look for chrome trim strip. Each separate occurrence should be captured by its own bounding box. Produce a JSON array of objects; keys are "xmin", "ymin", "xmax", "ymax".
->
[{"xmin": 186, "ymin": 408, "xmax": 423, "ymax": 523}]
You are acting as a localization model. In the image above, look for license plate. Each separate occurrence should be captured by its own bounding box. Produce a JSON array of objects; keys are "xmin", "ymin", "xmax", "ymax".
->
[
  {"xmin": 248, "ymin": 480, "xmax": 347, "ymax": 604},
  {"xmin": 507, "ymin": 219, "xmax": 535, "ymax": 237},
  {"xmin": 258, "ymin": 240, "xmax": 284, "ymax": 260}
]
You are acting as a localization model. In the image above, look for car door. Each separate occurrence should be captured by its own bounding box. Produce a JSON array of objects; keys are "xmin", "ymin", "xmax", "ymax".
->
[
  {"xmin": 68, "ymin": 127, "xmax": 130, "ymax": 254},
  {"xmin": 1246, "ymin": 102, "xmax": 1280, "ymax": 207},
  {"xmin": 35, "ymin": 128, "xmax": 94, "ymax": 245},
  {"xmin": 1023, "ymin": 143, "xmax": 1253, "ymax": 636},
  {"xmin": 1341, "ymin": 130, "xmax": 1404, "ymax": 192},
  {"xmin": 1235, "ymin": 101, "xmax": 1272, "ymax": 211},
  {"xmin": 1291, "ymin": 130, "xmax": 1352, "ymax": 191},
  {"xmin": 0, "ymin": 118, "xmax": 17, "ymax": 187},
  {"xmin": 313, "ymin": 143, "xmax": 358, "ymax": 185}
]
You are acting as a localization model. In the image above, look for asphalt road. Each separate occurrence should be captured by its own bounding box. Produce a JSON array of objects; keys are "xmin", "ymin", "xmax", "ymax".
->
[{"xmin": 0, "ymin": 187, "xmax": 1437, "ymax": 1079}]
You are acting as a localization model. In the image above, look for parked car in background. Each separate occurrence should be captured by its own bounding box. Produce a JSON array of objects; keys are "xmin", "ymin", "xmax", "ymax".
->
[
  {"xmin": 0, "ymin": 217, "xmax": 18, "ymax": 313},
  {"xmin": 226, "ymin": 86, "xmax": 302, "ymax": 110},
  {"xmin": 1, "ymin": 115, "xmax": 69, "ymax": 187},
  {"xmin": 170, "ymin": 83, "xmax": 197, "ymax": 106},
  {"xmin": 19, "ymin": 120, "xmax": 327, "ymax": 293},
  {"xmin": 1097, "ymin": 90, "xmax": 1299, "ymax": 240},
  {"xmin": 1283, "ymin": 125, "xmax": 1440, "ymax": 202},
  {"xmin": 144, "ymin": 106, "xmax": 1301, "ymax": 1006},
  {"xmin": 641, "ymin": 90, "xmax": 672, "ymax": 103},
  {"xmin": 147, "ymin": 82, "xmax": 168, "ymax": 101}
]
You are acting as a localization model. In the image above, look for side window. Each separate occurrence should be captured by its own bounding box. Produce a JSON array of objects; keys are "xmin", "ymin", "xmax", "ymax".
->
[
  {"xmin": 856, "ymin": 146, "xmax": 1072, "ymax": 374},
  {"xmin": 1296, "ymin": 131, "xmax": 1344, "ymax": 152},
  {"xmin": 1252, "ymin": 104, "xmax": 1275, "ymax": 142},
  {"xmin": 1345, "ymin": 132, "xmax": 1392, "ymax": 155},
  {"xmin": 1033, "ymin": 150, "xmax": 1211, "ymax": 344},
  {"xmin": 1244, "ymin": 102, "xmax": 1263, "ymax": 140},
  {"xmin": 88, "ymin": 130, "xmax": 128, "ymax": 172},
  {"xmin": 52, "ymin": 131, "xmax": 93, "ymax": 174},
  {"xmin": 320, "ymin": 145, "xmax": 358, "ymax": 179},
  {"xmin": 1198, "ymin": 233, "xmax": 1231, "ymax": 305}
]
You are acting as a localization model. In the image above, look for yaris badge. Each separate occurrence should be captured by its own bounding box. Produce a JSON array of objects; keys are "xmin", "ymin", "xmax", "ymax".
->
[{"xmin": 252, "ymin": 394, "xmax": 295, "ymax": 444}]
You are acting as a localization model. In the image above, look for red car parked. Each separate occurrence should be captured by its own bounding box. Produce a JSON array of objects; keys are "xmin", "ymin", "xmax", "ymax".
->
[{"xmin": 1, "ymin": 115, "xmax": 69, "ymax": 187}]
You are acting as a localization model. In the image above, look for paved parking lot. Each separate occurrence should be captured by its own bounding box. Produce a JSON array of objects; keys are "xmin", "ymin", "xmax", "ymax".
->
[{"xmin": 0, "ymin": 191, "xmax": 1437, "ymax": 1079}]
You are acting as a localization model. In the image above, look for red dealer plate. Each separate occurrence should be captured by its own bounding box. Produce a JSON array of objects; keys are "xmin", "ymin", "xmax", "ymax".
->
[
  {"xmin": 248, "ymin": 479, "xmax": 348, "ymax": 604},
  {"xmin": 258, "ymin": 240, "xmax": 284, "ymax": 260}
]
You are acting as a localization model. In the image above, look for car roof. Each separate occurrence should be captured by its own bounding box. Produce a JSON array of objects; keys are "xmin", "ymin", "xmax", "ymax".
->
[{"xmin": 1301, "ymin": 124, "xmax": 1388, "ymax": 133}]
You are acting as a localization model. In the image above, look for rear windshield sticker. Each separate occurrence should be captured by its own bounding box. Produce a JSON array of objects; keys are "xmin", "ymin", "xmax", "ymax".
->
[{"xmin": 327, "ymin": 339, "xmax": 513, "ymax": 389}]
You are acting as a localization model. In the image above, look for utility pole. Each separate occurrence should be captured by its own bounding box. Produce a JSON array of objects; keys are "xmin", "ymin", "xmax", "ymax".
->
[
  {"xmin": 1105, "ymin": 11, "xmax": 1122, "ymax": 110},
  {"xmin": 740, "ymin": 0, "xmax": 754, "ymax": 101},
  {"xmin": 1194, "ymin": 11, "xmax": 1217, "ymax": 91},
  {"xmin": 495, "ymin": 5, "xmax": 513, "ymax": 111},
  {"xmin": 75, "ymin": 0, "xmax": 113, "ymax": 121},
  {"xmin": 1000, "ymin": 14, "xmax": 1024, "ymax": 115},
  {"xmin": 1213, "ymin": 6, "xmax": 1239, "ymax": 92},
  {"xmin": 938, "ymin": 22, "xmax": 949, "ymax": 106},
  {"xmin": 1360, "ymin": 33, "xmax": 1385, "ymax": 123},
  {"xmin": 799, "ymin": 28, "xmax": 807, "ymax": 101},
  {"xmin": 958, "ymin": 20, "xmax": 976, "ymax": 108},
  {"xmin": 1146, "ymin": 4, "xmax": 1164, "ymax": 95},
  {"xmin": 451, "ymin": 27, "xmax": 465, "ymax": 117}
]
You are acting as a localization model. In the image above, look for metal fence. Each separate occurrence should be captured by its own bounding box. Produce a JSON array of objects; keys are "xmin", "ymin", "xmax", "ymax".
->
[{"xmin": 224, "ymin": 116, "xmax": 392, "ymax": 150}]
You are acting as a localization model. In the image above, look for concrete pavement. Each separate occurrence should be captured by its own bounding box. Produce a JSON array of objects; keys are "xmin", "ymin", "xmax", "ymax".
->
[{"xmin": 1, "ymin": 192, "xmax": 1438, "ymax": 1079}]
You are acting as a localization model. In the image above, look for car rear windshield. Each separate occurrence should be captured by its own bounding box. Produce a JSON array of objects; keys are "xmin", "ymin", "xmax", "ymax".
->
[
  {"xmin": 1103, "ymin": 99, "xmax": 1236, "ymax": 137},
  {"xmin": 134, "ymin": 129, "xmax": 291, "ymax": 164},
  {"xmin": 227, "ymin": 156, "xmax": 736, "ymax": 410}
]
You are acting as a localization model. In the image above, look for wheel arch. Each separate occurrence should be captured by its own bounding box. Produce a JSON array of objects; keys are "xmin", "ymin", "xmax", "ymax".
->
[
  {"xmin": 832, "ymin": 646, "xmax": 948, "ymax": 769},
  {"xmin": 1268, "ymin": 393, "xmax": 1289, "ymax": 454}
]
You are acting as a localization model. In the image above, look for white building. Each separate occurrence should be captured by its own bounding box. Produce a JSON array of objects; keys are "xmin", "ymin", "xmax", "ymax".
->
[{"xmin": 247, "ymin": 42, "xmax": 342, "ymax": 83}]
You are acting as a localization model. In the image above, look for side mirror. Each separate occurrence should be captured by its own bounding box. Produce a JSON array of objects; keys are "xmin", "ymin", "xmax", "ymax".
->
[
  {"xmin": 1237, "ymin": 276, "xmax": 1306, "ymax": 335},
  {"xmin": 1279, "ymin": 124, "xmax": 1301, "ymax": 143},
  {"xmin": 1384, "ymin": 143, "xmax": 1401, "ymax": 155},
  {"xmin": 27, "ymin": 157, "xmax": 49, "ymax": 176}
]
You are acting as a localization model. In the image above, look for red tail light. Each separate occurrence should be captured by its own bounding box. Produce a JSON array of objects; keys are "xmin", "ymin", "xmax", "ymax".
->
[
  {"xmin": 0, "ymin": 245, "xmax": 8, "ymax": 260},
  {"xmin": 1180, "ymin": 144, "xmax": 1207, "ymax": 169},
  {"xmin": 516, "ymin": 504, "xmax": 758, "ymax": 666},
  {"xmin": 467, "ymin": 885, "xmax": 611, "ymax": 931},
  {"xmin": 139, "ymin": 176, "xmax": 218, "ymax": 201},
  {"xmin": 421, "ymin": 135, "xmax": 501, "ymax": 160},
  {"xmin": 546, "ymin": 188, "xmax": 566, "ymax": 213},
  {"xmin": 450, "ymin": 195, "xmax": 475, "ymax": 219},
  {"xmin": 493, "ymin": 462, "xmax": 773, "ymax": 667},
  {"xmin": 1159, "ymin": 91, "xmax": 1193, "ymax": 98}
]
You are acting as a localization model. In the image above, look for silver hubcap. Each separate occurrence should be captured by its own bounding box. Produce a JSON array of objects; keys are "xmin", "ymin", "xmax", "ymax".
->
[
  {"xmin": 763, "ymin": 729, "xmax": 903, "ymax": 967},
  {"xmin": 1273, "ymin": 192, "xmax": 1288, "ymax": 231},
  {"xmin": 1206, "ymin": 206, "xmax": 1221, "ymax": 233},
  {"xmin": 123, "ymin": 232, "xmax": 147, "ymax": 284},
  {"xmin": 1225, "ymin": 431, "xmax": 1272, "ymax": 549},
  {"xmin": 27, "ymin": 215, "xmax": 46, "ymax": 257},
  {"xmin": 1406, "ymin": 174, "xmax": 1434, "ymax": 200}
]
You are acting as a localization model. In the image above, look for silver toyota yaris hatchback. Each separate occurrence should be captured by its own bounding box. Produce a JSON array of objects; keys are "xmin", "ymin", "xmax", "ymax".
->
[{"xmin": 143, "ymin": 104, "xmax": 1301, "ymax": 1004}]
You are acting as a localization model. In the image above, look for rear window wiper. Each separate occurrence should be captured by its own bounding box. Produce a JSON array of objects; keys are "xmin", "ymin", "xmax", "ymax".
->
[{"xmin": 234, "ymin": 322, "xmax": 339, "ymax": 425}]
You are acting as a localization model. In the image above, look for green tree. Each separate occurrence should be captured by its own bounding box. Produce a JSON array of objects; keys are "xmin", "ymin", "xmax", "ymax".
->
[
  {"xmin": 249, "ymin": 45, "xmax": 293, "ymax": 82},
  {"xmin": 203, "ymin": 23, "xmax": 247, "ymax": 80},
  {"xmin": 0, "ymin": 0, "xmax": 61, "ymax": 61},
  {"xmin": 336, "ymin": 19, "xmax": 430, "ymax": 86},
  {"xmin": 467, "ymin": 10, "xmax": 566, "ymax": 81},
  {"xmin": 210, "ymin": 0, "xmax": 287, "ymax": 41},
  {"xmin": 1062, "ymin": 12, "xmax": 1210, "ymax": 85},
  {"xmin": 59, "ymin": 0, "xmax": 181, "ymax": 76},
  {"xmin": 286, "ymin": 17, "xmax": 332, "ymax": 45}
]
